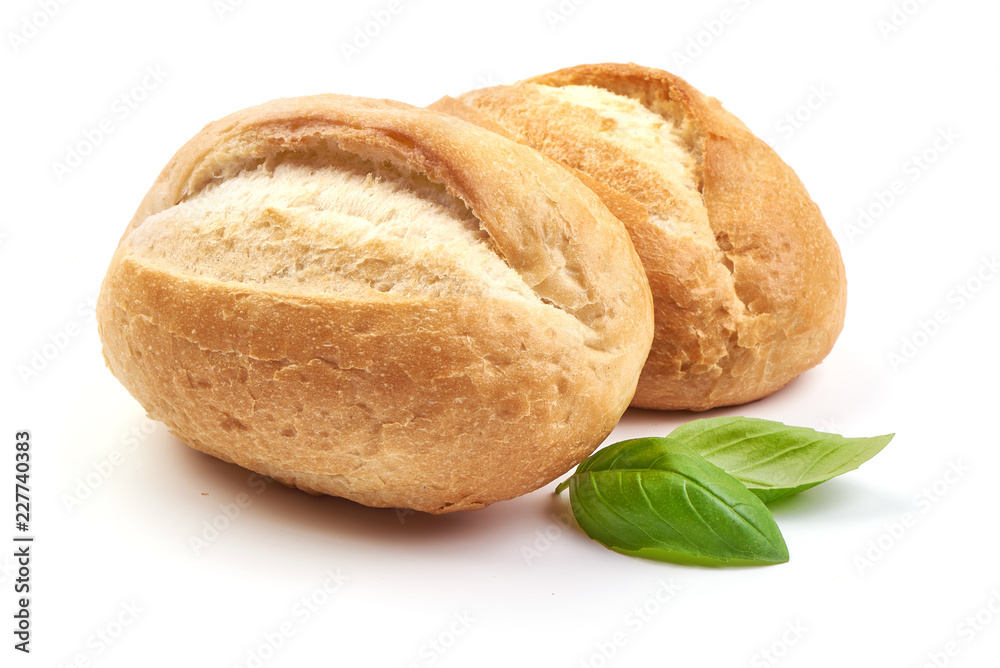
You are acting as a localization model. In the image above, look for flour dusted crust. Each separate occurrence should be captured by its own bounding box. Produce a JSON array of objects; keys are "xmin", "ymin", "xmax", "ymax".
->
[
  {"xmin": 97, "ymin": 94, "xmax": 653, "ymax": 513},
  {"xmin": 431, "ymin": 63, "xmax": 847, "ymax": 410}
]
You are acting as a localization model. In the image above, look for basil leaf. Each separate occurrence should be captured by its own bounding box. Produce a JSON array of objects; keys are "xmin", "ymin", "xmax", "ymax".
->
[
  {"xmin": 668, "ymin": 417, "xmax": 894, "ymax": 504},
  {"xmin": 556, "ymin": 437, "xmax": 788, "ymax": 564}
]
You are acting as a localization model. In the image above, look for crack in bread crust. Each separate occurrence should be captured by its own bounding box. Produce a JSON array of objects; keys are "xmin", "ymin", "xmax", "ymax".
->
[
  {"xmin": 432, "ymin": 63, "xmax": 847, "ymax": 410},
  {"xmin": 440, "ymin": 83, "xmax": 756, "ymax": 376},
  {"xmin": 127, "ymin": 158, "xmax": 552, "ymax": 308},
  {"xmin": 536, "ymin": 83, "xmax": 760, "ymax": 349}
]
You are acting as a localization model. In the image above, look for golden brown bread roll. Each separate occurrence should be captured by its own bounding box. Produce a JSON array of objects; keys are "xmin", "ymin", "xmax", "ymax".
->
[
  {"xmin": 430, "ymin": 63, "xmax": 847, "ymax": 411},
  {"xmin": 96, "ymin": 94, "xmax": 653, "ymax": 513}
]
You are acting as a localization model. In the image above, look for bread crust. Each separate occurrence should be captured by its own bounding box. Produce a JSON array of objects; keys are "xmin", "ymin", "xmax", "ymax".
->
[
  {"xmin": 97, "ymin": 94, "xmax": 653, "ymax": 513},
  {"xmin": 431, "ymin": 63, "xmax": 847, "ymax": 411}
]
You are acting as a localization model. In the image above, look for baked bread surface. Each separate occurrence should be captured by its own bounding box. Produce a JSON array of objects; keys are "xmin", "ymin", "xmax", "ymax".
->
[
  {"xmin": 431, "ymin": 63, "xmax": 847, "ymax": 410},
  {"xmin": 97, "ymin": 94, "xmax": 653, "ymax": 513}
]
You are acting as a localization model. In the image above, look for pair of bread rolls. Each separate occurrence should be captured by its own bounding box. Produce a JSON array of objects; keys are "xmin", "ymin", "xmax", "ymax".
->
[{"xmin": 97, "ymin": 64, "xmax": 846, "ymax": 513}]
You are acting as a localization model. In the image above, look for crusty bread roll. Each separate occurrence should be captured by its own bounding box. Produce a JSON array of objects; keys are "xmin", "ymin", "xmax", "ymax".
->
[
  {"xmin": 96, "ymin": 94, "xmax": 653, "ymax": 513},
  {"xmin": 430, "ymin": 63, "xmax": 847, "ymax": 411}
]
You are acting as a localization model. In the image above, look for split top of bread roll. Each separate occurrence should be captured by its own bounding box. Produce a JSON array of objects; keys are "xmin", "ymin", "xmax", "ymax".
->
[
  {"xmin": 431, "ymin": 63, "xmax": 847, "ymax": 411},
  {"xmin": 97, "ymin": 95, "xmax": 653, "ymax": 513}
]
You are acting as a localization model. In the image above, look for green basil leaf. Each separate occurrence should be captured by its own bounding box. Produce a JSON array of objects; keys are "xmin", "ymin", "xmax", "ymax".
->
[
  {"xmin": 556, "ymin": 437, "xmax": 788, "ymax": 564},
  {"xmin": 668, "ymin": 417, "xmax": 894, "ymax": 504}
]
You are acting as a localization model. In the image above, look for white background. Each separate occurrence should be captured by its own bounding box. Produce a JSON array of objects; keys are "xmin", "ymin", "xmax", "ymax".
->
[{"xmin": 2, "ymin": 0, "xmax": 999, "ymax": 666}]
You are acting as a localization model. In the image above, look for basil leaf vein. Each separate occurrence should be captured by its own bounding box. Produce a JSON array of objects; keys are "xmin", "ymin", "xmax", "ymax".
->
[
  {"xmin": 668, "ymin": 417, "xmax": 894, "ymax": 503},
  {"xmin": 558, "ymin": 438, "xmax": 788, "ymax": 564}
]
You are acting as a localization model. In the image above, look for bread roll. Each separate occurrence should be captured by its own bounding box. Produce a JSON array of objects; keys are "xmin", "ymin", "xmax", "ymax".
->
[
  {"xmin": 431, "ymin": 63, "xmax": 847, "ymax": 411},
  {"xmin": 96, "ymin": 94, "xmax": 653, "ymax": 513}
]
